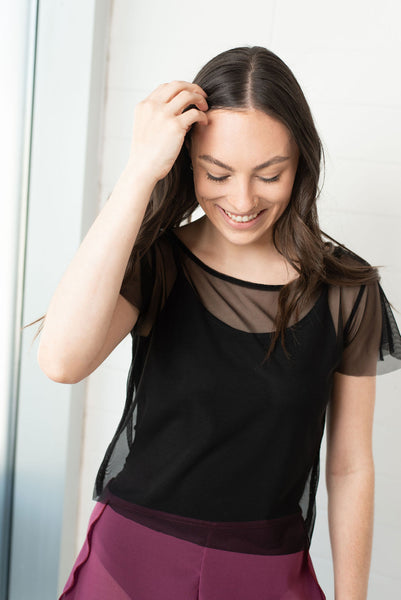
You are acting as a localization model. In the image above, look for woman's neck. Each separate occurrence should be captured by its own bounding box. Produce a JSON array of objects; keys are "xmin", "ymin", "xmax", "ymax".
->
[{"xmin": 176, "ymin": 216, "xmax": 300, "ymax": 286}]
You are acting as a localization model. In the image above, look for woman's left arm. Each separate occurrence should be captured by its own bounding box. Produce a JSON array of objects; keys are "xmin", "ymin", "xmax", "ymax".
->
[{"xmin": 325, "ymin": 372, "xmax": 376, "ymax": 600}]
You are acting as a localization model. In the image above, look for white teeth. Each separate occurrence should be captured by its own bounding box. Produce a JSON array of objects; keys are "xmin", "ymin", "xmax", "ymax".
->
[{"xmin": 223, "ymin": 208, "xmax": 261, "ymax": 223}]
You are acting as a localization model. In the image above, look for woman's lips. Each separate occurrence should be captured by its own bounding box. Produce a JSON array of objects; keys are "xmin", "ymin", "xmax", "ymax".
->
[{"xmin": 217, "ymin": 205, "xmax": 267, "ymax": 229}]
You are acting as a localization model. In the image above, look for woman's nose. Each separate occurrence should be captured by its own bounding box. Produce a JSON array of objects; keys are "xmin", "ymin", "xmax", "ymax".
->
[{"xmin": 230, "ymin": 180, "xmax": 256, "ymax": 213}]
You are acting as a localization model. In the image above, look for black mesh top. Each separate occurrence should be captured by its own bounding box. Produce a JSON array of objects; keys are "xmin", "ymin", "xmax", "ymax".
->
[{"xmin": 93, "ymin": 226, "xmax": 401, "ymax": 552}]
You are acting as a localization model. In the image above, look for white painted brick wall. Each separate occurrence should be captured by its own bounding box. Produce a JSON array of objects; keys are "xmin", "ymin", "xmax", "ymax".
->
[{"xmin": 76, "ymin": 2, "xmax": 401, "ymax": 598}]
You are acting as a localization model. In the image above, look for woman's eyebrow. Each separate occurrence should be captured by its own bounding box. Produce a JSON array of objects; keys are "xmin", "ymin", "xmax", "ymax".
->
[{"xmin": 198, "ymin": 154, "xmax": 290, "ymax": 172}]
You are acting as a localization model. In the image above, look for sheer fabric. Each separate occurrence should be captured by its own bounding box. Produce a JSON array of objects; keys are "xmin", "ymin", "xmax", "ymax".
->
[
  {"xmin": 120, "ymin": 228, "xmax": 401, "ymax": 375},
  {"xmin": 93, "ymin": 226, "xmax": 401, "ymax": 552}
]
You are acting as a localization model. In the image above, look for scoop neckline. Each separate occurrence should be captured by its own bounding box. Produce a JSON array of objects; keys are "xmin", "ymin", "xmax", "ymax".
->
[{"xmin": 166, "ymin": 229, "xmax": 292, "ymax": 291}]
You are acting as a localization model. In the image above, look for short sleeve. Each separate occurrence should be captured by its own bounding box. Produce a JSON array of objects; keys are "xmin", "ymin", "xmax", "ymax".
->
[
  {"xmin": 119, "ymin": 231, "xmax": 178, "ymax": 337},
  {"xmin": 335, "ymin": 280, "xmax": 401, "ymax": 376},
  {"xmin": 120, "ymin": 250, "xmax": 154, "ymax": 312},
  {"xmin": 119, "ymin": 243, "xmax": 157, "ymax": 336}
]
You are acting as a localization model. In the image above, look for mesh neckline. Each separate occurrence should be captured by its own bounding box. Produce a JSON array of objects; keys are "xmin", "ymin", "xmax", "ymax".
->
[
  {"xmin": 167, "ymin": 229, "xmax": 287, "ymax": 291},
  {"xmin": 182, "ymin": 270, "xmax": 327, "ymax": 337}
]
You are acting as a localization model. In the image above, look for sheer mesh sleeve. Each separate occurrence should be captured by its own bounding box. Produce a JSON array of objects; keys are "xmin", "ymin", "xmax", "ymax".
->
[
  {"xmin": 119, "ymin": 232, "xmax": 177, "ymax": 337},
  {"xmin": 119, "ymin": 240, "xmax": 160, "ymax": 337},
  {"xmin": 120, "ymin": 252, "xmax": 152, "ymax": 311},
  {"xmin": 335, "ymin": 280, "xmax": 401, "ymax": 376}
]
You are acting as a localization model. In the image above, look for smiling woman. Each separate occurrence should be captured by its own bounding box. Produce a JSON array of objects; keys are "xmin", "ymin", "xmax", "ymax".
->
[
  {"xmin": 28, "ymin": 45, "xmax": 401, "ymax": 600},
  {"xmin": 186, "ymin": 108, "xmax": 299, "ymax": 247}
]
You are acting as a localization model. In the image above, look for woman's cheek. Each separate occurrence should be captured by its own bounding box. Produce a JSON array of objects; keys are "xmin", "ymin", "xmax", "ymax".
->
[{"xmin": 193, "ymin": 178, "xmax": 218, "ymax": 201}]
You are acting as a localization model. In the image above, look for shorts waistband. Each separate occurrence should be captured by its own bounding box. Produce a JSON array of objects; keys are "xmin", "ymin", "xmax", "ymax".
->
[{"xmin": 99, "ymin": 487, "xmax": 308, "ymax": 555}]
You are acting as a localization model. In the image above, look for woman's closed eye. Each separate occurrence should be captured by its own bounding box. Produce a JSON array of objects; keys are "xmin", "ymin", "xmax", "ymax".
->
[{"xmin": 205, "ymin": 173, "xmax": 280, "ymax": 183}]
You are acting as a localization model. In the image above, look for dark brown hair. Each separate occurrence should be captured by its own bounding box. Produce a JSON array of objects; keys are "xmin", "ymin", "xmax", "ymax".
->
[{"xmin": 26, "ymin": 45, "xmax": 384, "ymax": 361}]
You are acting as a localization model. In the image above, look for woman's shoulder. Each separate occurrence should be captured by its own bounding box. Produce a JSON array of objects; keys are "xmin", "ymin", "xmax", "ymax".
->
[
  {"xmin": 330, "ymin": 243, "xmax": 373, "ymax": 268},
  {"xmin": 325, "ymin": 244, "xmax": 383, "ymax": 338},
  {"xmin": 326, "ymin": 243, "xmax": 378, "ymax": 294}
]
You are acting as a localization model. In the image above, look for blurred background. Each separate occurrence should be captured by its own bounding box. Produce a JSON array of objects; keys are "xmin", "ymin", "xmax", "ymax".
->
[{"xmin": 1, "ymin": 0, "xmax": 400, "ymax": 598}]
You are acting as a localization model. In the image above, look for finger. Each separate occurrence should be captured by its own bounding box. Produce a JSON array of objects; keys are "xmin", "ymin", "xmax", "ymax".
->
[
  {"xmin": 178, "ymin": 107, "xmax": 209, "ymax": 132},
  {"xmin": 148, "ymin": 80, "xmax": 207, "ymax": 104},
  {"xmin": 167, "ymin": 90, "xmax": 208, "ymax": 115}
]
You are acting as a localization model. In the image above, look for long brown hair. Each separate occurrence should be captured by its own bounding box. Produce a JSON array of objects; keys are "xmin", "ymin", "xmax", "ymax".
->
[{"xmin": 26, "ymin": 45, "xmax": 386, "ymax": 361}]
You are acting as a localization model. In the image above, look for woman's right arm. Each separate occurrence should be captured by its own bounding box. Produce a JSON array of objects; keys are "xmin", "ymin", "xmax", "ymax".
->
[
  {"xmin": 37, "ymin": 168, "xmax": 156, "ymax": 384},
  {"xmin": 37, "ymin": 81, "xmax": 208, "ymax": 384}
]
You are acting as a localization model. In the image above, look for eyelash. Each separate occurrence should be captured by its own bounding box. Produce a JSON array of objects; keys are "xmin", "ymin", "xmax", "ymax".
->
[{"xmin": 206, "ymin": 173, "xmax": 280, "ymax": 183}]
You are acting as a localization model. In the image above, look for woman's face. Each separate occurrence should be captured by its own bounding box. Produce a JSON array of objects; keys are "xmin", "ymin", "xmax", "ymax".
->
[{"xmin": 187, "ymin": 108, "xmax": 299, "ymax": 248}]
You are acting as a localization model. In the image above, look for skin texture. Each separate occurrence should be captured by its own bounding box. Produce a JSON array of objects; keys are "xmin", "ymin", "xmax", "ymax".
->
[{"xmin": 183, "ymin": 108, "xmax": 300, "ymax": 285}]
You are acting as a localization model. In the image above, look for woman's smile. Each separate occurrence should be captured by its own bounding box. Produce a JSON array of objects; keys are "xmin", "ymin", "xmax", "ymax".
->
[{"xmin": 217, "ymin": 205, "xmax": 267, "ymax": 228}]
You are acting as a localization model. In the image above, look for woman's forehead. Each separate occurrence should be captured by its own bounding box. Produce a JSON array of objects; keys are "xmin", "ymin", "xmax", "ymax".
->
[{"xmin": 191, "ymin": 108, "xmax": 295, "ymax": 160}]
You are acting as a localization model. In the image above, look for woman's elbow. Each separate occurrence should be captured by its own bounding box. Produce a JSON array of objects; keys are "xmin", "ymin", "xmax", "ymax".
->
[{"xmin": 37, "ymin": 345, "xmax": 83, "ymax": 384}]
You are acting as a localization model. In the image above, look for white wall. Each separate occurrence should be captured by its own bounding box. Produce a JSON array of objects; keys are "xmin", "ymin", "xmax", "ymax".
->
[{"xmin": 75, "ymin": 2, "xmax": 401, "ymax": 599}]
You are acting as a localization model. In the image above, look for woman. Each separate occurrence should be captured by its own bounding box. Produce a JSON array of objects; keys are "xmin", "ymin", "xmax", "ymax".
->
[{"xmin": 32, "ymin": 46, "xmax": 401, "ymax": 599}]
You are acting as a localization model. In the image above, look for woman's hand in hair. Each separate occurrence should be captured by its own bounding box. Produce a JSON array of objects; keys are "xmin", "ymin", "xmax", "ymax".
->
[{"xmin": 126, "ymin": 80, "xmax": 209, "ymax": 183}]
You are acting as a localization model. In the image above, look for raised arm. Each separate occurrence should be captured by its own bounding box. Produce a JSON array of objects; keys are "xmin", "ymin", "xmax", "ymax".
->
[
  {"xmin": 37, "ymin": 169, "xmax": 155, "ymax": 384},
  {"xmin": 37, "ymin": 81, "xmax": 209, "ymax": 384}
]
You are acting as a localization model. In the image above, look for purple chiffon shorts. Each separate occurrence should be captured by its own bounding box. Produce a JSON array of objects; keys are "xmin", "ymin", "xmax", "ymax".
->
[{"xmin": 59, "ymin": 499, "xmax": 326, "ymax": 600}]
